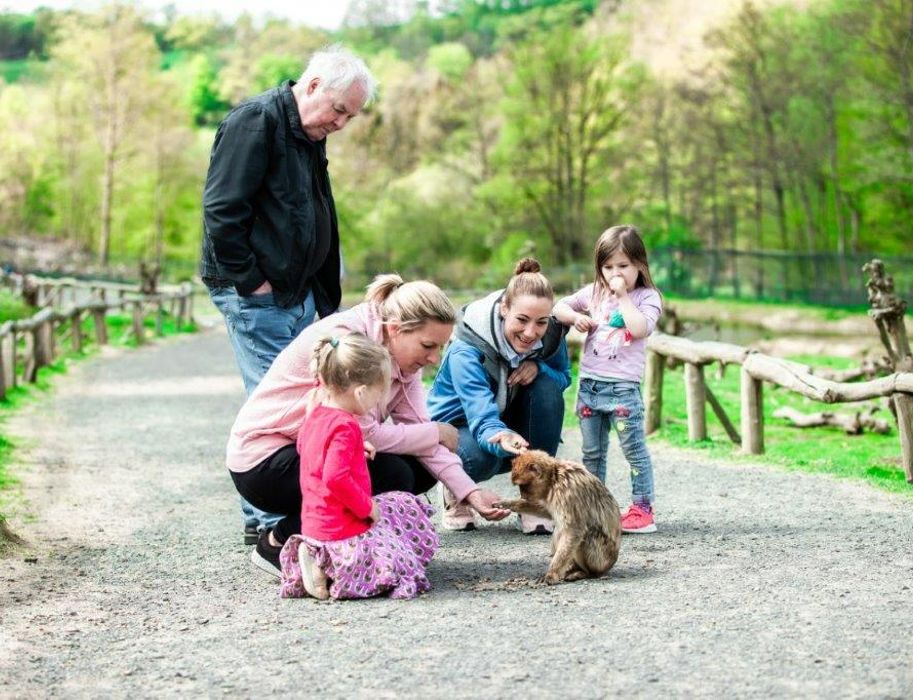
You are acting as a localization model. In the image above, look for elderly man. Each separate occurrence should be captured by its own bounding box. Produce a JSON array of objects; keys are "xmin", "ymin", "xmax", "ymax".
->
[{"xmin": 201, "ymin": 45, "xmax": 377, "ymax": 544}]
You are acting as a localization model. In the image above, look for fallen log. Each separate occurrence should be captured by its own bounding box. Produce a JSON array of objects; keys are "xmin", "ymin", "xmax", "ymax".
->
[
  {"xmin": 773, "ymin": 405, "xmax": 892, "ymax": 435},
  {"xmin": 813, "ymin": 356, "xmax": 893, "ymax": 382}
]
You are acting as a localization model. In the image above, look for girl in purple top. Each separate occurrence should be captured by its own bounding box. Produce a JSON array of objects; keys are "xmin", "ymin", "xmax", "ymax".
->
[{"xmin": 554, "ymin": 225, "xmax": 663, "ymax": 534}]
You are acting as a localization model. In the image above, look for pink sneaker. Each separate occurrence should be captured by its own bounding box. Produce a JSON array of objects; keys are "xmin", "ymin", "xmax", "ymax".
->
[
  {"xmin": 621, "ymin": 503, "xmax": 656, "ymax": 534},
  {"xmin": 441, "ymin": 487, "xmax": 477, "ymax": 531},
  {"xmin": 518, "ymin": 513, "xmax": 554, "ymax": 535}
]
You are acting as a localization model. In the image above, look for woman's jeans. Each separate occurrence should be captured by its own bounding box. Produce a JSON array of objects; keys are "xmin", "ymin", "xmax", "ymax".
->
[
  {"xmin": 456, "ymin": 373, "xmax": 565, "ymax": 483},
  {"xmin": 231, "ymin": 445, "xmax": 437, "ymax": 544},
  {"xmin": 577, "ymin": 378, "xmax": 654, "ymax": 504},
  {"xmin": 210, "ymin": 286, "xmax": 316, "ymax": 530}
]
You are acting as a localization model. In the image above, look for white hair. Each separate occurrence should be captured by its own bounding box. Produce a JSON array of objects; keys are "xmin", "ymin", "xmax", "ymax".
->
[{"xmin": 300, "ymin": 44, "xmax": 378, "ymax": 104}]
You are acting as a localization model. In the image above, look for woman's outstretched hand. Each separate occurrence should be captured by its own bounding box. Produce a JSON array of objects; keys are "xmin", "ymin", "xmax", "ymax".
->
[
  {"xmin": 436, "ymin": 422, "xmax": 459, "ymax": 452},
  {"xmin": 487, "ymin": 430, "xmax": 528, "ymax": 455},
  {"xmin": 465, "ymin": 489, "xmax": 510, "ymax": 521}
]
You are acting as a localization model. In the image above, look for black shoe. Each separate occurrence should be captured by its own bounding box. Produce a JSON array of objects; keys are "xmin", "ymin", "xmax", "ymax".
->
[
  {"xmin": 250, "ymin": 529, "xmax": 282, "ymax": 578},
  {"xmin": 243, "ymin": 524, "xmax": 259, "ymax": 546}
]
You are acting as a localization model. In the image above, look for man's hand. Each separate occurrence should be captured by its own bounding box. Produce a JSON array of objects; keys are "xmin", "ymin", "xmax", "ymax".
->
[
  {"xmin": 436, "ymin": 422, "xmax": 459, "ymax": 452},
  {"xmin": 465, "ymin": 489, "xmax": 510, "ymax": 521},
  {"xmin": 508, "ymin": 360, "xmax": 539, "ymax": 387},
  {"xmin": 251, "ymin": 280, "xmax": 273, "ymax": 295},
  {"xmin": 487, "ymin": 430, "xmax": 528, "ymax": 455}
]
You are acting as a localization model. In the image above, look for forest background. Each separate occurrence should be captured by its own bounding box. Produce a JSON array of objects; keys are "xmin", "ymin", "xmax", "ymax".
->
[{"xmin": 1, "ymin": 0, "xmax": 912, "ymax": 295}]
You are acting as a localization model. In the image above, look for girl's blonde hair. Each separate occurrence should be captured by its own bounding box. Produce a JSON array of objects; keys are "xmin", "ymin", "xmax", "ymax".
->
[
  {"xmin": 364, "ymin": 274, "xmax": 456, "ymax": 332},
  {"xmin": 593, "ymin": 225, "xmax": 657, "ymax": 301},
  {"xmin": 502, "ymin": 257, "xmax": 554, "ymax": 307},
  {"xmin": 311, "ymin": 333, "xmax": 391, "ymax": 392}
]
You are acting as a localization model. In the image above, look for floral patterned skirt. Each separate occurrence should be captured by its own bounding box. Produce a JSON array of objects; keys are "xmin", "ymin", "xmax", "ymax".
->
[{"xmin": 279, "ymin": 491, "xmax": 439, "ymax": 600}]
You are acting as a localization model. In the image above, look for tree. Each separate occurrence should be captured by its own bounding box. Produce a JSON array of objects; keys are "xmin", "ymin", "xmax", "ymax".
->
[
  {"xmin": 495, "ymin": 20, "xmax": 643, "ymax": 262},
  {"xmin": 49, "ymin": 4, "xmax": 159, "ymax": 266}
]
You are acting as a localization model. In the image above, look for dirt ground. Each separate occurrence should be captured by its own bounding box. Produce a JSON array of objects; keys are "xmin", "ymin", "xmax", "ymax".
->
[{"xmin": 1, "ymin": 327, "xmax": 912, "ymax": 698}]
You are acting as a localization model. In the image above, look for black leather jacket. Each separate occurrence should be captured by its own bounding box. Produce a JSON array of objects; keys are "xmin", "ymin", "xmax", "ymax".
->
[{"xmin": 199, "ymin": 80, "xmax": 340, "ymax": 315}]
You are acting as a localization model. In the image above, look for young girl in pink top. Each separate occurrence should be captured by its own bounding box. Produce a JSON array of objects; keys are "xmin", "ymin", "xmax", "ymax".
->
[
  {"xmin": 554, "ymin": 225, "xmax": 663, "ymax": 534},
  {"xmin": 279, "ymin": 333, "xmax": 439, "ymax": 600}
]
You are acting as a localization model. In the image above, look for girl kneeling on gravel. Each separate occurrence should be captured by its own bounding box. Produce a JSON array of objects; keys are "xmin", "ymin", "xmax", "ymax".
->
[{"xmin": 279, "ymin": 334, "xmax": 439, "ymax": 600}]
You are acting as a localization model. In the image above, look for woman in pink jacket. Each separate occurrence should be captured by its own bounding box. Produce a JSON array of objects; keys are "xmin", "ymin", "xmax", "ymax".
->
[{"xmin": 227, "ymin": 274, "xmax": 509, "ymax": 577}]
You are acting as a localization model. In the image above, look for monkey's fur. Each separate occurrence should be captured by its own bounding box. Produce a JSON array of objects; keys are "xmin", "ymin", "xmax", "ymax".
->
[{"xmin": 494, "ymin": 450, "xmax": 621, "ymax": 584}]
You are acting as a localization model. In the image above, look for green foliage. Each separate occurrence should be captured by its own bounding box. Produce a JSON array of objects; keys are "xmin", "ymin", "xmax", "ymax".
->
[
  {"xmin": 0, "ymin": 11, "xmax": 49, "ymax": 60},
  {"xmin": 0, "ymin": 57, "xmax": 35, "ymax": 82},
  {"xmin": 252, "ymin": 54, "xmax": 303, "ymax": 93},
  {"xmin": 3, "ymin": 1, "xmax": 913, "ymax": 294},
  {"xmin": 0, "ymin": 289, "xmax": 31, "ymax": 322},
  {"xmin": 426, "ymin": 42, "xmax": 472, "ymax": 81}
]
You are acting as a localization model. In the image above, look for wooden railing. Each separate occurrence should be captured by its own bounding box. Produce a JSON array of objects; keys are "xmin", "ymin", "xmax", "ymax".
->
[
  {"xmin": 642, "ymin": 332, "xmax": 913, "ymax": 483},
  {"xmin": 0, "ymin": 275, "xmax": 194, "ymax": 400}
]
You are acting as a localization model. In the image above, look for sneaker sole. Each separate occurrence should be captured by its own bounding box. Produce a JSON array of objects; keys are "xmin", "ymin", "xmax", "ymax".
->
[
  {"xmin": 522, "ymin": 525, "xmax": 553, "ymax": 535},
  {"xmin": 298, "ymin": 543, "xmax": 329, "ymax": 600},
  {"xmin": 442, "ymin": 521, "xmax": 476, "ymax": 532},
  {"xmin": 250, "ymin": 547, "xmax": 281, "ymax": 578},
  {"xmin": 621, "ymin": 524, "xmax": 657, "ymax": 534}
]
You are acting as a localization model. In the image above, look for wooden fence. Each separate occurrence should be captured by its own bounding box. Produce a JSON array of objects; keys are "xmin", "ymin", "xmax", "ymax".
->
[
  {"xmin": 642, "ymin": 332, "xmax": 913, "ymax": 483},
  {"xmin": 0, "ymin": 274, "xmax": 194, "ymax": 401}
]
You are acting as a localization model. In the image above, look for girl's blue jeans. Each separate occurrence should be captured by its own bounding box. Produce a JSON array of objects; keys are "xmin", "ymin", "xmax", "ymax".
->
[{"xmin": 577, "ymin": 378, "xmax": 655, "ymax": 504}]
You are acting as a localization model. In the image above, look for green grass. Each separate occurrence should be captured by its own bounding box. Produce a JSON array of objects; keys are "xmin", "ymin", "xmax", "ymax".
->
[
  {"xmin": 0, "ymin": 57, "xmax": 36, "ymax": 83},
  {"xmin": 559, "ymin": 354, "xmax": 910, "ymax": 496},
  {"xmin": 664, "ymin": 294, "xmax": 867, "ymax": 324}
]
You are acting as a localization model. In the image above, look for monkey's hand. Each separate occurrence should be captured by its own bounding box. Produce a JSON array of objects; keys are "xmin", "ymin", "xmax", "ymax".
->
[
  {"xmin": 495, "ymin": 498, "xmax": 551, "ymax": 518},
  {"xmin": 540, "ymin": 572, "xmax": 564, "ymax": 585},
  {"xmin": 492, "ymin": 499, "xmax": 521, "ymax": 512}
]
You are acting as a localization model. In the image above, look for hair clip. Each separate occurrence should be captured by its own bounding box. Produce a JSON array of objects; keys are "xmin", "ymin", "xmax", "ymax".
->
[{"xmin": 329, "ymin": 337, "xmax": 339, "ymax": 348}]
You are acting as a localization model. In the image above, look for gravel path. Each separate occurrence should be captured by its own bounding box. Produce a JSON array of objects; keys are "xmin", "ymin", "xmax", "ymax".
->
[{"xmin": 1, "ymin": 327, "xmax": 912, "ymax": 698}]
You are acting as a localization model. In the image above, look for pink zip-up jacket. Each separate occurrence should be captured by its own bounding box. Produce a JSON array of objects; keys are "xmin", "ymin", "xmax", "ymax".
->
[{"xmin": 225, "ymin": 302, "xmax": 478, "ymax": 502}]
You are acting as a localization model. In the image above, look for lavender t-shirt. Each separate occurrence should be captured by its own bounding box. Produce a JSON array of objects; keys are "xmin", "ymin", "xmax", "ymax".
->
[{"xmin": 559, "ymin": 284, "xmax": 662, "ymax": 383}]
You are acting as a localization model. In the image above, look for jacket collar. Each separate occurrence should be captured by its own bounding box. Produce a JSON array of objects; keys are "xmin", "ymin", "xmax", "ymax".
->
[{"xmin": 282, "ymin": 79, "xmax": 325, "ymax": 148}]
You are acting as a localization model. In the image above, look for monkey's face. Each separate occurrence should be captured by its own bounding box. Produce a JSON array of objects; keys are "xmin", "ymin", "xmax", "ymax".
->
[{"xmin": 510, "ymin": 451, "xmax": 554, "ymax": 501}]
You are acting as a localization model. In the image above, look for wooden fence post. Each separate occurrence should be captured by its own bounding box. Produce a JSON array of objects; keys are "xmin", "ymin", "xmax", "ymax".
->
[
  {"xmin": 23, "ymin": 329, "xmax": 37, "ymax": 383},
  {"xmin": 155, "ymin": 298, "xmax": 165, "ymax": 337},
  {"xmin": 70, "ymin": 309, "xmax": 83, "ymax": 353},
  {"xmin": 131, "ymin": 300, "xmax": 145, "ymax": 344},
  {"xmin": 92, "ymin": 307, "xmax": 108, "ymax": 346},
  {"xmin": 644, "ymin": 349, "xmax": 664, "ymax": 434},
  {"xmin": 44, "ymin": 318, "xmax": 55, "ymax": 363},
  {"xmin": 684, "ymin": 362, "xmax": 707, "ymax": 441},
  {"xmin": 0, "ymin": 331, "xmax": 6, "ymax": 401},
  {"xmin": 740, "ymin": 367, "xmax": 764, "ymax": 454},
  {"xmin": 863, "ymin": 259, "xmax": 913, "ymax": 482},
  {"xmin": 7, "ymin": 328, "xmax": 17, "ymax": 390}
]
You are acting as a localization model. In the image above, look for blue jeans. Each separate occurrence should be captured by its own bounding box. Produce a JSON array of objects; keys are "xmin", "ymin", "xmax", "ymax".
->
[
  {"xmin": 456, "ymin": 373, "xmax": 565, "ymax": 483},
  {"xmin": 210, "ymin": 285, "xmax": 316, "ymax": 529},
  {"xmin": 577, "ymin": 378, "xmax": 654, "ymax": 504}
]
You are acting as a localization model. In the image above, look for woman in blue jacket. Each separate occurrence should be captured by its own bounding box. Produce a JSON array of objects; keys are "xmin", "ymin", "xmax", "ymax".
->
[{"xmin": 427, "ymin": 258, "xmax": 571, "ymax": 534}]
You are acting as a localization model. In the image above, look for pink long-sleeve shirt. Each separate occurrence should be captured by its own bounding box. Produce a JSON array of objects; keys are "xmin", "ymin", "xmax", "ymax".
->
[{"xmin": 225, "ymin": 302, "xmax": 478, "ymax": 502}]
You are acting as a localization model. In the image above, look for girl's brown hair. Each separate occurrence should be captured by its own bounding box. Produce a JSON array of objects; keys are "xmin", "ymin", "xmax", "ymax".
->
[
  {"xmin": 364, "ymin": 274, "xmax": 456, "ymax": 332},
  {"xmin": 593, "ymin": 225, "xmax": 657, "ymax": 302},
  {"xmin": 311, "ymin": 333, "xmax": 391, "ymax": 393},
  {"xmin": 502, "ymin": 257, "xmax": 554, "ymax": 307}
]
